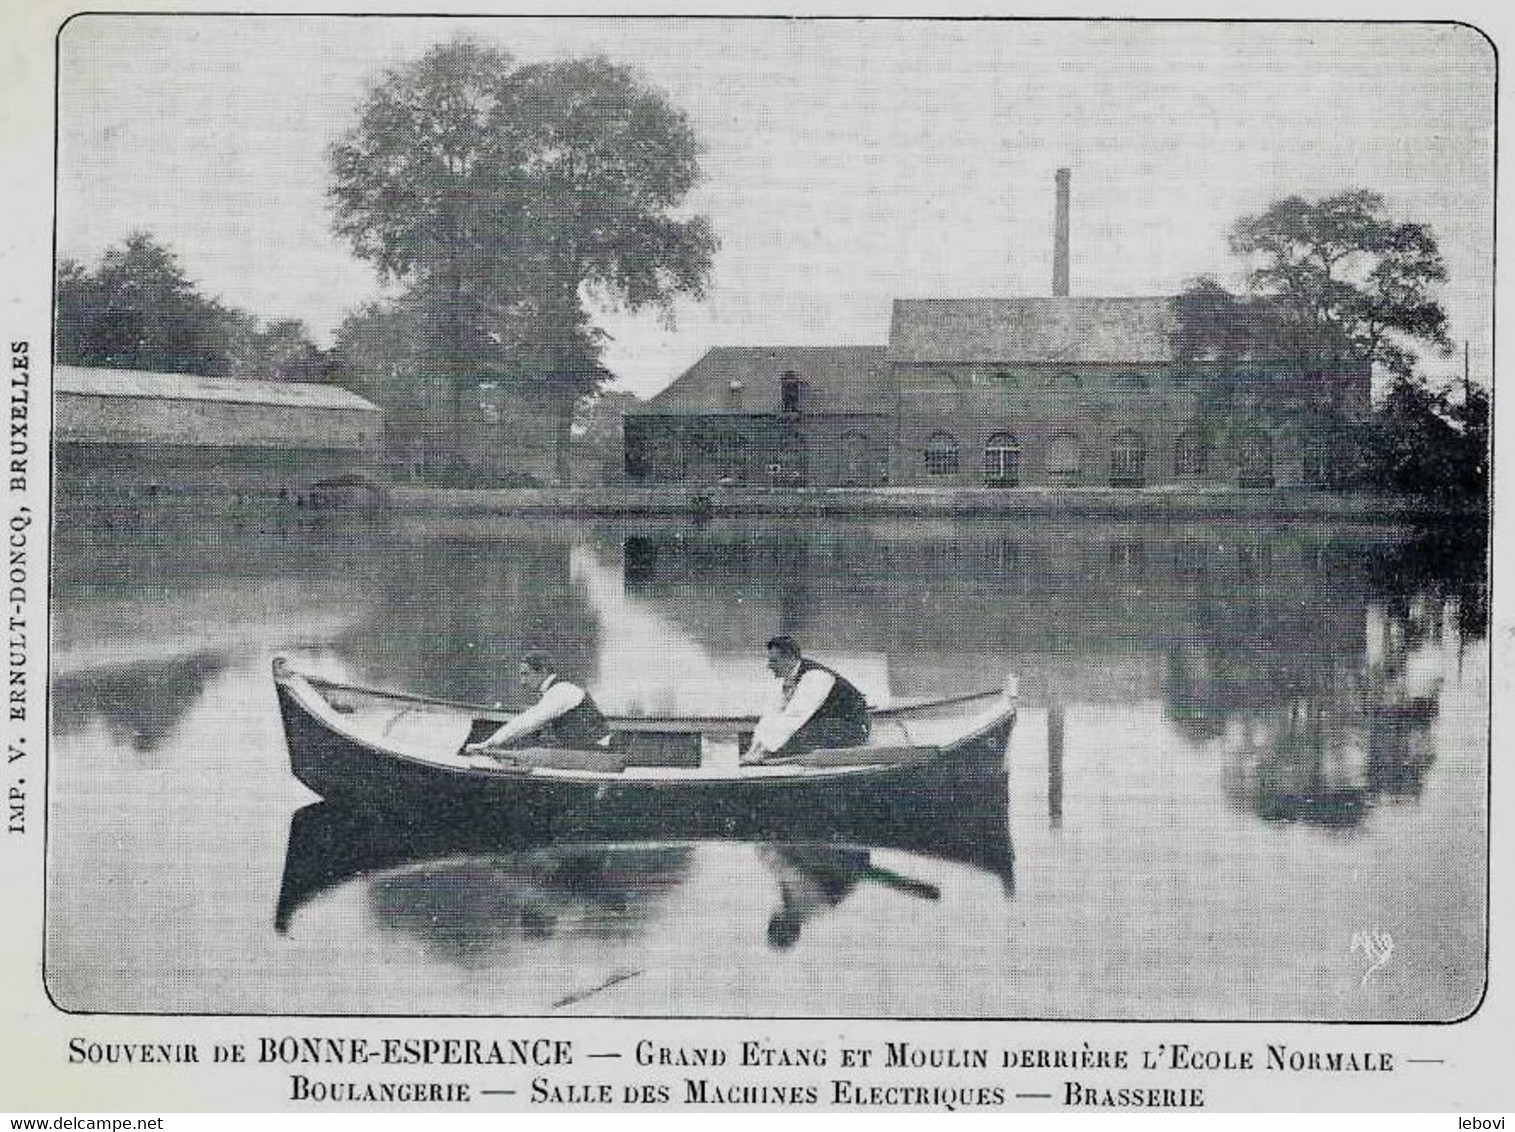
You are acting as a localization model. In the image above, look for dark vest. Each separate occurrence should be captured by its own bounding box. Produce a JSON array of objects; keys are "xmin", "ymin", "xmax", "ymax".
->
[
  {"xmin": 792, "ymin": 658, "xmax": 871, "ymax": 739},
  {"xmin": 541, "ymin": 678, "xmax": 612, "ymax": 749}
]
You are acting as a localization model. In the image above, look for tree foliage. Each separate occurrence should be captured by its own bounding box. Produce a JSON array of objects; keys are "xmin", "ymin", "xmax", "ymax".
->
[
  {"xmin": 226, "ymin": 316, "xmax": 330, "ymax": 381},
  {"xmin": 328, "ymin": 39, "xmax": 717, "ymax": 481},
  {"xmin": 329, "ymin": 300, "xmax": 426, "ymax": 410},
  {"xmin": 57, "ymin": 232, "xmax": 331, "ymax": 382},
  {"xmin": 1350, "ymin": 375, "xmax": 1488, "ymax": 503},
  {"xmin": 1174, "ymin": 191, "xmax": 1482, "ymax": 506},
  {"xmin": 56, "ymin": 233, "xmax": 240, "ymax": 375},
  {"xmin": 1227, "ymin": 189, "xmax": 1452, "ymax": 377}
]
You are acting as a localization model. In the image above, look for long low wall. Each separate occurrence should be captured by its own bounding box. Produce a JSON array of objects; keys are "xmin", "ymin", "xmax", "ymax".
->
[{"xmin": 384, "ymin": 484, "xmax": 1465, "ymax": 523}]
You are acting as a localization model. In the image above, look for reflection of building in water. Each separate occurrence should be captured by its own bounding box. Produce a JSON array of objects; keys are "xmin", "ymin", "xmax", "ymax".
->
[
  {"xmin": 51, "ymin": 518, "xmax": 384, "ymax": 747},
  {"xmin": 578, "ymin": 543, "xmax": 891, "ymax": 716},
  {"xmin": 614, "ymin": 525, "xmax": 1380, "ymax": 709},
  {"xmin": 1046, "ymin": 703, "xmax": 1065, "ymax": 827}
]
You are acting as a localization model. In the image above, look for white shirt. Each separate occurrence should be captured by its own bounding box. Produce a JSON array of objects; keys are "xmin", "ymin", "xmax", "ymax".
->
[
  {"xmin": 483, "ymin": 675, "xmax": 586, "ymax": 747},
  {"xmin": 752, "ymin": 667, "xmax": 836, "ymax": 753}
]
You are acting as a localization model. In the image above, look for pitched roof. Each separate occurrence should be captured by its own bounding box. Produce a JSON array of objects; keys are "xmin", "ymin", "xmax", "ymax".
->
[
  {"xmin": 888, "ymin": 297, "xmax": 1180, "ymax": 365},
  {"xmin": 632, "ymin": 346, "xmax": 892, "ymax": 416},
  {"xmin": 54, "ymin": 365, "xmax": 381, "ymax": 412}
]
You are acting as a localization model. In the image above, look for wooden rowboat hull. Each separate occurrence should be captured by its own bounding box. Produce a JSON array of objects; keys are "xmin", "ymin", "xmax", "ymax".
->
[{"xmin": 274, "ymin": 660, "xmax": 1017, "ymax": 829}]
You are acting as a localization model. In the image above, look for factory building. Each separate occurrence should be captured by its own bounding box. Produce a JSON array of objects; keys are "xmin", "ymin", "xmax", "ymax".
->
[{"xmin": 625, "ymin": 170, "xmax": 1368, "ymax": 489}]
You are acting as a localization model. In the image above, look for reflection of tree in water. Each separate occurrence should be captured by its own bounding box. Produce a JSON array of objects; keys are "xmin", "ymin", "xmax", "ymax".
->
[
  {"xmin": 50, "ymin": 651, "xmax": 227, "ymax": 752},
  {"xmin": 1162, "ymin": 650, "xmax": 1230, "ymax": 742},
  {"xmin": 364, "ymin": 846, "xmax": 691, "ymax": 967},
  {"xmin": 1357, "ymin": 519, "xmax": 1488, "ymax": 653},
  {"xmin": 1236, "ymin": 702, "xmax": 1371, "ymax": 827},
  {"xmin": 1220, "ymin": 608, "xmax": 1442, "ymax": 827},
  {"xmin": 340, "ymin": 532, "xmax": 600, "ymax": 706},
  {"xmin": 1143, "ymin": 527, "xmax": 1463, "ymax": 827}
]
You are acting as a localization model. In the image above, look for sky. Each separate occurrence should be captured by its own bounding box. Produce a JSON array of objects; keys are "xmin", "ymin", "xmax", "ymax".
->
[{"xmin": 56, "ymin": 16, "xmax": 1495, "ymax": 397}]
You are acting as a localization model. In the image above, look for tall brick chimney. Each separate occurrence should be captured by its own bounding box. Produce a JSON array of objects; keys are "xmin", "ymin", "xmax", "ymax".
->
[{"xmin": 1053, "ymin": 167, "xmax": 1071, "ymax": 297}]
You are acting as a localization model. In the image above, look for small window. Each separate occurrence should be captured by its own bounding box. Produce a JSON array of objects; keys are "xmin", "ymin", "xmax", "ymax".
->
[
  {"xmin": 1302, "ymin": 434, "xmax": 1333, "ymax": 487},
  {"xmin": 781, "ymin": 370, "xmax": 803, "ymax": 414},
  {"xmin": 984, "ymin": 432, "xmax": 1021, "ymax": 486},
  {"xmin": 710, "ymin": 431, "xmax": 747, "ymax": 482},
  {"xmin": 1110, "ymin": 429, "xmax": 1147, "ymax": 487},
  {"xmin": 925, "ymin": 432, "xmax": 960, "ymax": 475},
  {"xmin": 1175, "ymin": 429, "xmax": 1208, "ymax": 476}
]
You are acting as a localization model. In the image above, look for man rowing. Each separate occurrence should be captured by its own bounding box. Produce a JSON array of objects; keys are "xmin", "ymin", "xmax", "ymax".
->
[
  {"xmin": 466, "ymin": 650, "xmax": 616, "ymax": 754},
  {"xmin": 742, "ymin": 635, "xmax": 871, "ymax": 764}
]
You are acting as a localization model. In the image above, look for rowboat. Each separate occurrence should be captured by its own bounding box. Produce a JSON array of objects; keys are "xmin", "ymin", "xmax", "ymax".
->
[{"xmin": 272, "ymin": 657, "xmax": 1017, "ymax": 827}]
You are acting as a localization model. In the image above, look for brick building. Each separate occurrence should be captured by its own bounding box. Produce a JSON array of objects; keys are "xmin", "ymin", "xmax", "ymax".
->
[
  {"xmin": 625, "ymin": 346, "xmax": 895, "ymax": 486},
  {"xmin": 625, "ymin": 170, "xmax": 1369, "ymax": 490}
]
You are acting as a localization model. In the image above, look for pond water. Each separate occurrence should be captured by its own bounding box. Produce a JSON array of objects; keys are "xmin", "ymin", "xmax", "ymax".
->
[{"xmin": 45, "ymin": 507, "xmax": 1488, "ymax": 1019}]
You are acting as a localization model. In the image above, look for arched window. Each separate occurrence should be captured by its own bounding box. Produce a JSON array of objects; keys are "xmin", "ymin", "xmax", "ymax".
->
[
  {"xmin": 1110, "ymin": 429, "xmax": 1147, "ymax": 487},
  {"xmin": 1237, "ymin": 430, "xmax": 1275, "ymax": 488},
  {"xmin": 1174, "ymin": 429, "xmax": 1208, "ymax": 476},
  {"xmin": 983, "ymin": 432, "xmax": 1021, "ymax": 486},
  {"xmin": 924, "ymin": 432, "xmax": 960, "ymax": 476},
  {"xmin": 1046, "ymin": 431, "xmax": 1082, "ymax": 482}
]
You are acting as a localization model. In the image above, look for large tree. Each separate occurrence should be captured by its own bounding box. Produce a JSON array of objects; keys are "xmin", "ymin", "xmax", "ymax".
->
[
  {"xmin": 1226, "ymin": 189, "xmax": 1452, "ymax": 378},
  {"xmin": 328, "ymin": 39, "xmax": 716, "ymax": 481},
  {"xmin": 1177, "ymin": 191, "xmax": 1481, "ymax": 502},
  {"xmin": 56, "ymin": 232, "xmax": 241, "ymax": 375}
]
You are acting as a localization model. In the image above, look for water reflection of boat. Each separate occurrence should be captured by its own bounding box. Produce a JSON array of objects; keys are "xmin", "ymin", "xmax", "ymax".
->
[
  {"xmin": 275, "ymin": 790, "xmax": 1016, "ymax": 935},
  {"xmin": 758, "ymin": 843, "xmax": 942, "ymax": 950},
  {"xmin": 272, "ymin": 659, "xmax": 1017, "ymax": 827}
]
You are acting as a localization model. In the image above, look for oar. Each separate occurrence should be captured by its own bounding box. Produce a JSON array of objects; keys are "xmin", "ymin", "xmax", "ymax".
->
[{"xmin": 858, "ymin": 865, "xmax": 941, "ymax": 901}]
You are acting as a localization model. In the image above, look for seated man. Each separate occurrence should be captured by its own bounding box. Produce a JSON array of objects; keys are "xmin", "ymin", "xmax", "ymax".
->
[
  {"xmin": 743, "ymin": 635, "xmax": 871, "ymax": 764},
  {"xmin": 466, "ymin": 650, "xmax": 616, "ymax": 754}
]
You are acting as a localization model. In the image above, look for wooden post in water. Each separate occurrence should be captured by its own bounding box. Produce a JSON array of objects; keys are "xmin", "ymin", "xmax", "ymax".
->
[{"xmin": 1047, "ymin": 701, "xmax": 1065, "ymax": 827}]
